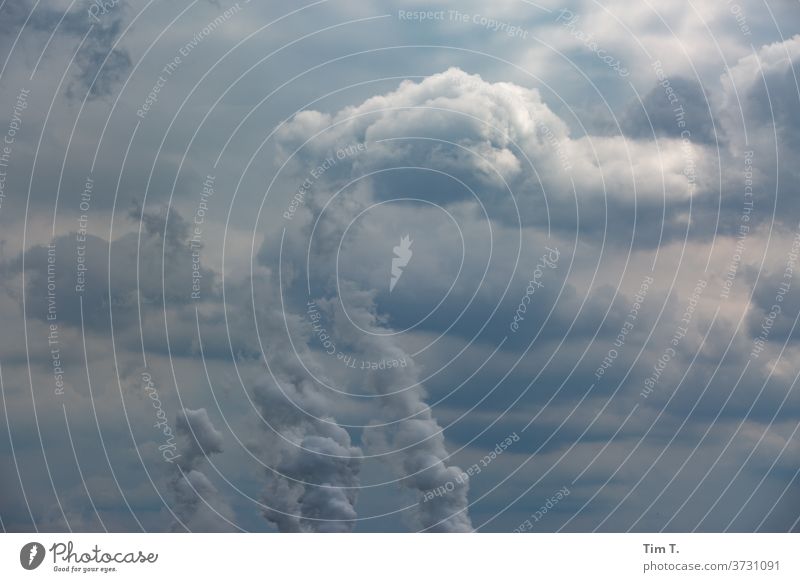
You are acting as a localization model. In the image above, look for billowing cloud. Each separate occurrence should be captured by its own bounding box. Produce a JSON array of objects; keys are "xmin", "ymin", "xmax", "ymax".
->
[
  {"xmin": 170, "ymin": 408, "xmax": 236, "ymax": 532},
  {"xmin": 1, "ymin": 0, "xmax": 799, "ymax": 536}
]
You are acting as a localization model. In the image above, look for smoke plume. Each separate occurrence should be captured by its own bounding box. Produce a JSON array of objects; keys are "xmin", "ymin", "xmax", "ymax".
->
[{"xmin": 170, "ymin": 408, "xmax": 236, "ymax": 531}]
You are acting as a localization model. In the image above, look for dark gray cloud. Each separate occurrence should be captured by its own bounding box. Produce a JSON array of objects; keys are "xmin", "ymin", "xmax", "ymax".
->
[
  {"xmin": 1, "ymin": 0, "xmax": 131, "ymax": 100},
  {"xmin": 622, "ymin": 76, "xmax": 718, "ymax": 145}
]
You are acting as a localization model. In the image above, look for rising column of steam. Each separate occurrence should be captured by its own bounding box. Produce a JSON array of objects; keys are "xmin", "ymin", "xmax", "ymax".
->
[
  {"xmin": 290, "ymin": 179, "xmax": 472, "ymax": 531},
  {"xmin": 169, "ymin": 408, "xmax": 236, "ymax": 531},
  {"xmin": 251, "ymin": 278, "xmax": 362, "ymax": 532},
  {"xmin": 325, "ymin": 284, "xmax": 473, "ymax": 532},
  {"xmin": 252, "ymin": 369, "xmax": 362, "ymax": 532},
  {"xmin": 270, "ymin": 98, "xmax": 473, "ymax": 530}
]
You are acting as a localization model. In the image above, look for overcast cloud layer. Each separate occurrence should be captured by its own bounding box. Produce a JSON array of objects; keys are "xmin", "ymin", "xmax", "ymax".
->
[{"xmin": 0, "ymin": 0, "xmax": 798, "ymax": 532}]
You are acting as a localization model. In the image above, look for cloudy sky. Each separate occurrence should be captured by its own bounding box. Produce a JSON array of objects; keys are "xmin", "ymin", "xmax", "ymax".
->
[{"xmin": 0, "ymin": 0, "xmax": 798, "ymax": 533}]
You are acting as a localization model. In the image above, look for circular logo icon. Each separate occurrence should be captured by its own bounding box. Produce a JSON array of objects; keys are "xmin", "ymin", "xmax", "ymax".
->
[{"xmin": 20, "ymin": 542, "xmax": 46, "ymax": 570}]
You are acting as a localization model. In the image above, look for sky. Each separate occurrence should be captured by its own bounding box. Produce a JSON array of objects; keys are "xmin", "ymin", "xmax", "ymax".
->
[{"xmin": 0, "ymin": 0, "xmax": 798, "ymax": 533}]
